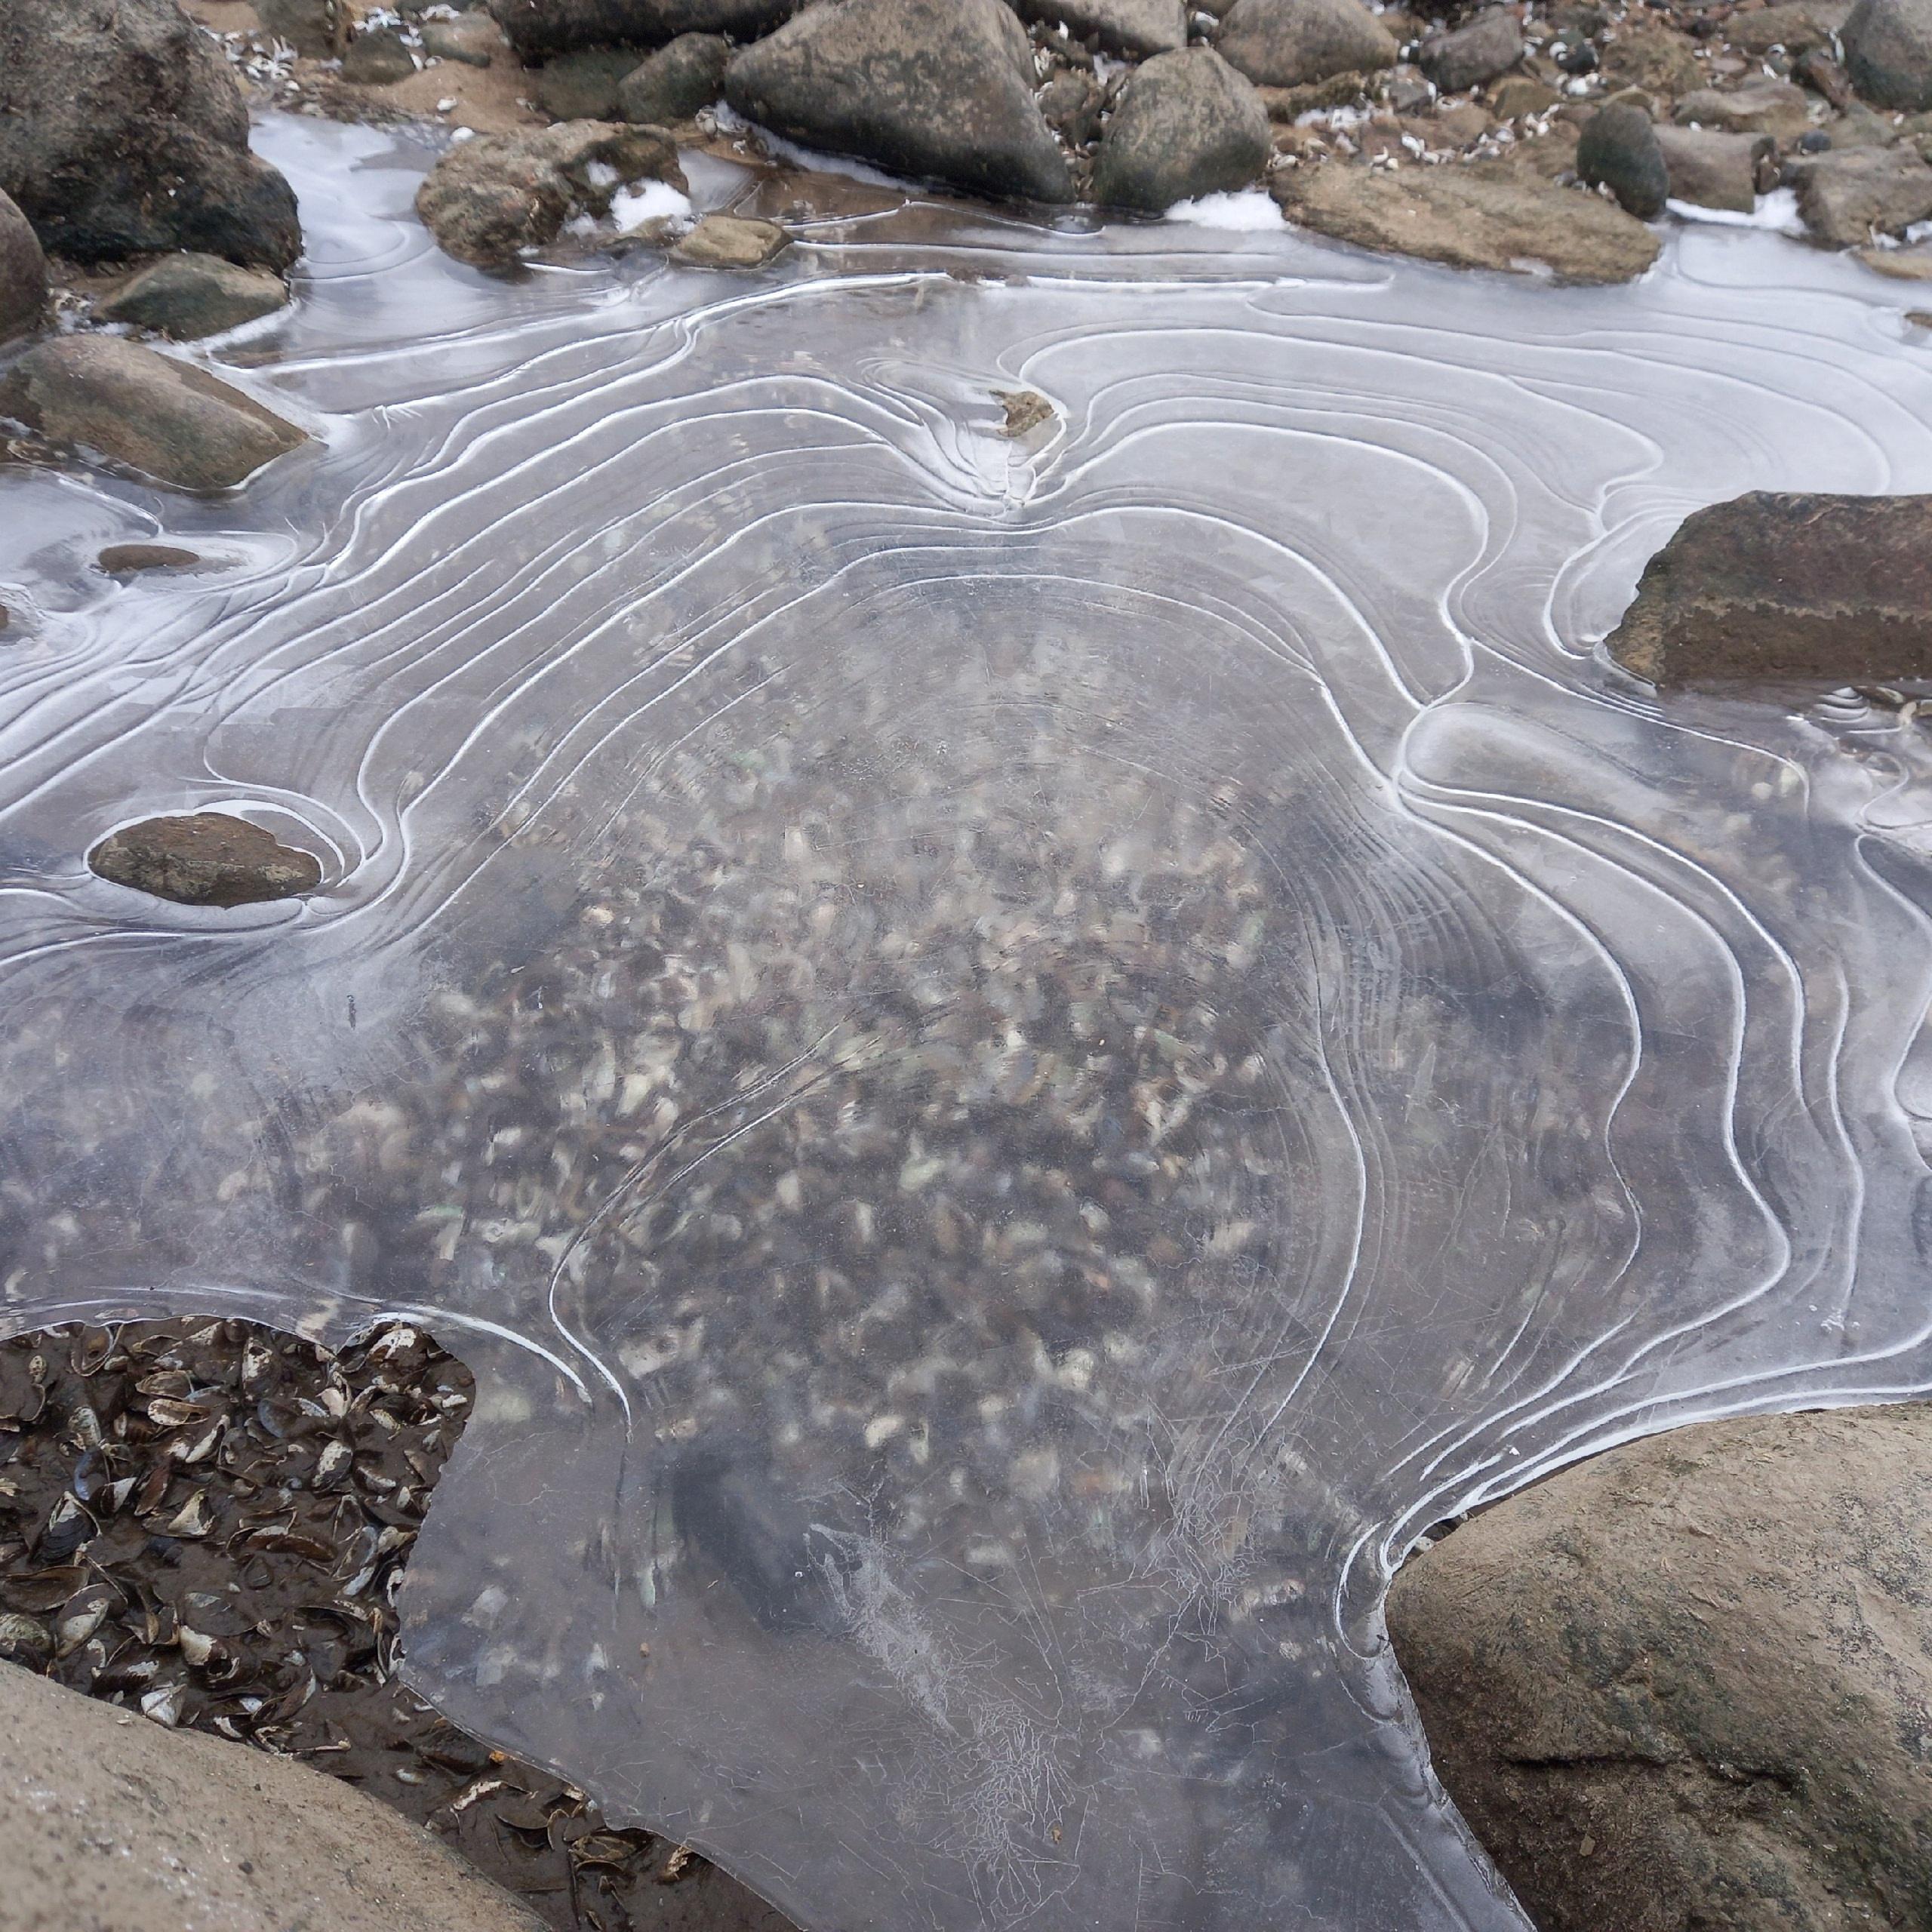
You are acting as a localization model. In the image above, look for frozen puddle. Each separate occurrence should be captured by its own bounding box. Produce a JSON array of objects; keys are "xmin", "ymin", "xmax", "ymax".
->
[{"xmin": 6, "ymin": 115, "xmax": 1932, "ymax": 1932}]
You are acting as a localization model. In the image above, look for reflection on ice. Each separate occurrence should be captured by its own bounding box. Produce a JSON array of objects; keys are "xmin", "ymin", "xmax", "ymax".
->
[{"xmin": 6, "ymin": 113, "xmax": 1932, "ymax": 1932}]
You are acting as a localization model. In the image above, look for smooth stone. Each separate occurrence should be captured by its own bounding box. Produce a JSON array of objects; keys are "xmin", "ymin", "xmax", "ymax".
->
[
  {"xmin": 1673, "ymin": 78, "xmax": 1814, "ymax": 134},
  {"xmin": 100, "ymin": 253, "xmax": 289, "ymax": 340},
  {"xmin": 1577, "ymin": 101, "xmax": 1671, "ymax": 217},
  {"xmin": 486, "ymin": 0, "xmax": 796, "ymax": 58},
  {"xmin": 340, "ymin": 26, "xmax": 418, "ymax": 85},
  {"xmin": 90, "ymin": 812, "xmax": 322, "ymax": 906},
  {"xmin": 1272, "ymin": 158, "xmax": 1661, "ymax": 281},
  {"xmin": 669, "ymin": 212, "xmax": 791, "ymax": 267},
  {"xmin": 0, "ymin": 188, "xmax": 48, "ymax": 342},
  {"xmin": 1214, "ymin": 0, "xmax": 1399, "ymax": 88},
  {"xmin": 1606, "ymin": 490, "xmax": 1932, "ymax": 682},
  {"xmin": 0, "ymin": 1660, "xmax": 546, "ymax": 1929},
  {"xmin": 1091, "ymin": 48, "xmax": 1272, "ymax": 211},
  {"xmin": 420, "ymin": 12, "xmax": 502, "ymax": 66},
  {"xmin": 1653, "ymin": 123, "xmax": 1771, "ymax": 210},
  {"xmin": 0, "ymin": 0, "xmax": 300, "ymax": 270},
  {"xmin": 1789, "ymin": 140, "xmax": 1932, "ymax": 241},
  {"xmin": 534, "ymin": 48, "xmax": 641, "ymax": 120},
  {"xmin": 1389, "ymin": 1405, "xmax": 1932, "ymax": 1930},
  {"xmin": 1419, "ymin": 9, "xmax": 1524, "ymax": 94},
  {"xmin": 96, "ymin": 543, "xmax": 203, "ymax": 575},
  {"xmin": 0, "ymin": 336, "xmax": 306, "ymax": 492},
  {"xmin": 1843, "ymin": 0, "xmax": 1932, "ymax": 109},
  {"xmin": 416, "ymin": 122, "xmax": 685, "ymax": 266},
  {"xmin": 616, "ymin": 33, "xmax": 731, "ymax": 124},
  {"xmin": 1011, "ymin": 0, "xmax": 1190, "ymax": 57},
  {"xmin": 724, "ymin": 0, "xmax": 1073, "ymax": 205}
]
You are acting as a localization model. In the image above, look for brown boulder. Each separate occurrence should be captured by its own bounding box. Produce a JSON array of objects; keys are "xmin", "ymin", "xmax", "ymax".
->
[
  {"xmin": 1606, "ymin": 491, "xmax": 1932, "ymax": 685},
  {"xmin": 90, "ymin": 812, "xmax": 323, "ymax": 906},
  {"xmin": 1389, "ymin": 1403, "xmax": 1932, "ymax": 1932}
]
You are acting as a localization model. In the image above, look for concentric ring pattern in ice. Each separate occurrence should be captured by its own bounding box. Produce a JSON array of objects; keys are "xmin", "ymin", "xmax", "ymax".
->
[{"xmin": 6, "ymin": 115, "xmax": 1932, "ymax": 1932}]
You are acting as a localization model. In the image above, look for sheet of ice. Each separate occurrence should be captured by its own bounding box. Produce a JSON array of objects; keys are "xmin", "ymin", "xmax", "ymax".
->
[{"xmin": 7, "ymin": 115, "xmax": 1932, "ymax": 1932}]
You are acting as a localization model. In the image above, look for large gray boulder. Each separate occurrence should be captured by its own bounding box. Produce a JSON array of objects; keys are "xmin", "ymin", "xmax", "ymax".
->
[
  {"xmin": 1842, "ymin": 0, "xmax": 1932, "ymax": 109},
  {"xmin": 0, "ymin": 337, "xmax": 306, "ymax": 493},
  {"xmin": 1605, "ymin": 491, "xmax": 1932, "ymax": 684},
  {"xmin": 488, "ymin": 0, "xmax": 795, "ymax": 57},
  {"xmin": 1011, "ymin": 0, "xmax": 1190, "ymax": 57},
  {"xmin": 416, "ymin": 122, "xmax": 685, "ymax": 266},
  {"xmin": 1091, "ymin": 49, "xmax": 1272, "ymax": 211},
  {"xmin": 0, "ymin": 189, "xmax": 46, "ymax": 342},
  {"xmin": 0, "ymin": 0, "xmax": 300, "ymax": 271},
  {"xmin": 724, "ymin": 0, "xmax": 1075, "ymax": 203},
  {"xmin": 1418, "ymin": 8, "xmax": 1524, "ymax": 93},
  {"xmin": 0, "ymin": 1661, "xmax": 546, "ymax": 1932},
  {"xmin": 1789, "ymin": 141, "xmax": 1932, "ymax": 242},
  {"xmin": 1389, "ymin": 1403, "xmax": 1932, "ymax": 1932},
  {"xmin": 1214, "ymin": 0, "xmax": 1400, "ymax": 88}
]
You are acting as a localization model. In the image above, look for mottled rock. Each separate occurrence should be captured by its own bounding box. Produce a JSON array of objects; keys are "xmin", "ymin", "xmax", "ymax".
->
[
  {"xmin": 1826, "ymin": 100, "xmax": 1903, "ymax": 143},
  {"xmin": 1727, "ymin": 0, "xmax": 1838, "ymax": 53},
  {"xmin": 1419, "ymin": 9, "xmax": 1524, "ymax": 94},
  {"xmin": 97, "ymin": 544, "xmax": 203, "ymax": 575},
  {"xmin": 0, "ymin": 337, "xmax": 306, "ymax": 492},
  {"xmin": 1673, "ymin": 78, "xmax": 1813, "ymax": 135},
  {"xmin": 0, "ymin": 0, "xmax": 301, "ymax": 271},
  {"xmin": 416, "ymin": 122, "xmax": 685, "ymax": 266},
  {"xmin": 1389, "ymin": 1404, "xmax": 1932, "ymax": 1932},
  {"xmin": 1606, "ymin": 491, "xmax": 1932, "ymax": 683},
  {"xmin": 1599, "ymin": 22, "xmax": 1703, "ymax": 97},
  {"xmin": 1039, "ymin": 69, "xmax": 1107, "ymax": 145},
  {"xmin": 1844, "ymin": 0, "xmax": 1932, "ymax": 109},
  {"xmin": 669, "ymin": 212, "xmax": 791, "ymax": 266},
  {"xmin": 100, "ymin": 254, "xmax": 290, "ymax": 340},
  {"xmin": 1091, "ymin": 48, "xmax": 1272, "ymax": 211},
  {"xmin": 0, "ymin": 1662, "xmax": 546, "ymax": 1930},
  {"xmin": 1272, "ymin": 159, "xmax": 1660, "ymax": 280},
  {"xmin": 0, "ymin": 189, "xmax": 47, "ymax": 342},
  {"xmin": 1795, "ymin": 45, "xmax": 1860, "ymax": 107},
  {"xmin": 341, "ymin": 26, "xmax": 418, "ymax": 85},
  {"xmin": 1653, "ymin": 124, "xmax": 1771, "ymax": 209},
  {"xmin": 1490, "ymin": 73, "xmax": 1561, "ymax": 117},
  {"xmin": 1857, "ymin": 235, "xmax": 1932, "ymax": 271},
  {"xmin": 258, "ymin": 0, "xmax": 343, "ymax": 57},
  {"xmin": 488, "ymin": 0, "xmax": 795, "ymax": 58},
  {"xmin": 724, "ymin": 0, "xmax": 1073, "ymax": 205},
  {"xmin": 422, "ymin": 12, "xmax": 503, "ymax": 66},
  {"xmin": 1011, "ymin": 0, "xmax": 1190, "ymax": 57},
  {"xmin": 1214, "ymin": 0, "xmax": 1399, "ymax": 88},
  {"xmin": 1791, "ymin": 142, "xmax": 1932, "ymax": 241},
  {"xmin": 1577, "ymin": 102, "xmax": 1670, "ymax": 216},
  {"xmin": 616, "ymin": 34, "xmax": 731, "ymax": 123},
  {"xmin": 534, "ymin": 48, "xmax": 641, "ymax": 119},
  {"xmin": 90, "ymin": 813, "xmax": 322, "ymax": 906}
]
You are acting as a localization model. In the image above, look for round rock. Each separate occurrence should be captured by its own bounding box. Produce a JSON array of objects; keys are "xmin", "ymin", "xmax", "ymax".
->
[
  {"xmin": 89, "ymin": 812, "xmax": 323, "ymax": 907},
  {"xmin": 0, "ymin": 188, "xmax": 47, "ymax": 342},
  {"xmin": 1091, "ymin": 48, "xmax": 1273, "ymax": 213},
  {"xmin": 1214, "ymin": 0, "xmax": 1399, "ymax": 89},
  {"xmin": 1844, "ymin": 0, "xmax": 1932, "ymax": 109},
  {"xmin": 1577, "ymin": 101, "xmax": 1670, "ymax": 217}
]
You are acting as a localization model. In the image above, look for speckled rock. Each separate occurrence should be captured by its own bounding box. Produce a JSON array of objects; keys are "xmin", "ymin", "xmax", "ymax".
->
[
  {"xmin": 1844, "ymin": 0, "xmax": 1932, "ymax": 109},
  {"xmin": 1673, "ymin": 78, "xmax": 1813, "ymax": 135},
  {"xmin": 1790, "ymin": 141, "xmax": 1932, "ymax": 242},
  {"xmin": 1418, "ymin": 9, "xmax": 1524, "ymax": 94},
  {"xmin": 1605, "ymin": 490, "xmax": 1932, "ymax": 684},
  {"xmin": 0, "ymin": 189, "xmax": 46, "ymax": 341},
  {"xmin": 1389, "ymin": 1403, "xmax": 1932, "ymax": 1932},
  {"xmin": 258, "ymin": 0, "xmax": 343, "ymax": 57},
  {"xmin": 0, "ymin": 337, "xmax": 306, "ymax": 492},
  {"xmin": 487, "ymin": 0, "xmax": 795, "ymax": 58},
  {"xmin": 100, "ymin": 254, "xmax": 289, "ymax": 340},
  {"xmin": 1577, "ymin": 101, "xmax": 1670, "ymax": 217},
  {"xmin": 616, "ymin": 34, "xmax": 731, "ymax": 123},
  {"xmin": 1091, "ymin": 48, "xmax": 1272, "ymax": 211},
  {"xmin": 724, "ymin": 0, "xmax": 1073, "ymax": 204},
  {"xmin": 340, "ymin": 26, "xmax": 418, "ymax": 85},
  {"xmin": 669, "ymin": 213, "xmax": 791, "ymax": 266},
  {"xmin": 534, "ymin": 48, "xmax": 641, "ymax": 120},
  {"xmin": 1011, "ymin": 0, "xmax": 1189, "ymax": 57},
  {"xmin": 1214, "ymin": 0, "xmax": 1398, "ymax": 87},
  {"xmin": 90, "ymin": 813, "xmax": 323, "ymax": 907}
]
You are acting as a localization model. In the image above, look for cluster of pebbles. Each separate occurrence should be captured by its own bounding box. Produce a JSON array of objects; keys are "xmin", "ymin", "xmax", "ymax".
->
[{"xmin": 0, "ymin": 1316, "xmax": 769, "ymax": 1932}]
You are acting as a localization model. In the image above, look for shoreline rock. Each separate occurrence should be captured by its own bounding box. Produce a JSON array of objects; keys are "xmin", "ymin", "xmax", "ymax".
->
[
  {"xmin": 1091, "ymin": 48, "xmax": 1273, "ymax": 213},
  {"xmin": 100, "ymin": 254, "xmax": 291, "ymax": 341},
  {"xmin": 0, "ymin": 189, "xmax": 47, "ymax": 342},
  {"xmin": 1214, "ymin": 0, "xmax": 1400, "ymax": 88}
]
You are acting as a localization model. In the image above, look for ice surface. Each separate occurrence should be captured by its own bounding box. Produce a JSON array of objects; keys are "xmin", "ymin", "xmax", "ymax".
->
[{"xmin": 8, "ymin": 115, "xmax": 1932, "ymax": 1932}]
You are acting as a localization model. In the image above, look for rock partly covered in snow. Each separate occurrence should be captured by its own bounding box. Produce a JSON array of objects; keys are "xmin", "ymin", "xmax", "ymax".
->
[
  {"xmin": 1273, "ymin": 159, "xmax": 1661, "ymax": 282},
  {"xmin": 100, "ymin": 254, "xmax": 291, "ymax": 342},
  {"xmin": 1215, "ymin": 0, "xmax": 1400, "ymax": 87},
  {"xmin": 1011, "ymin": 0, "xmax": 1190, "ymax": 58},
  {"xmin": 724, "ymin": 0, "xmax": 1074, "ymax": 204},
  {"xmin": 1605, "ymin": 490, "xmax": 1932, "ymax": 684},
  {"xmin": 416, "ymin": 122, "xmax": 685, "ymax": 266},
  {"xmin": 0, "ymin": 337, "xmax": 306, "ymax": 493},
  {"xmin": 1842, "ymin": 0, "xmax": 1932, "ymax": 109},
  {"xmin": 1091, "ymin": 48, "xmax": 1272, "ymax": 213},
  {"xmin": 1577, "ymin": 102, "xmax": 1670, "ymax": 217},
  {"xmin": 1389, "ymin": 1403, "xmax": 1932, "ymax": 1932},
  {"xmin": 488, "ymin": 0, "xmax": 796, "ymax": 58},
  {"xmin": 1789, "ymin": 142, "xmax": 1932, "ymax": 242},
  {"xmin": 0, "ymin": 189, "xmax": 47, "ymax": 343},
  {"xmin": 0, "ymin": 0, "xmax": 300, "ymax": 271}
]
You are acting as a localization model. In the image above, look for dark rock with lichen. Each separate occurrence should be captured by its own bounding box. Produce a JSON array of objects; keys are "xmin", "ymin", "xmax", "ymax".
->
[{"xmin": 1607, "ymin": 491, "xmax": 1932, "ymax": 686}]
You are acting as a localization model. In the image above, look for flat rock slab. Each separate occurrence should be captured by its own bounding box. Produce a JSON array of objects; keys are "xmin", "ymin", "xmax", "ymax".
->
[
  {"xmin": 0, "ymin": 336, "xmax": 306, "ymax": 492},
  {"xmin": 97, "ymin": 543, "xmax": 204, "ymax": 575},
  {"xmin": 1272, "ymin": 161, "xmax": 1661, "ymax": 283},
  {"xmin": 90, "ymin": 812, "xmax": 322, "ymax": 906},
  {"xmin": 0, "ymin": 1660, "xmax": 546, "ymax": 1932},
  {"xmin": 1790, "ymin": 143, "xmax": 1932, "ymax": 245},
  {"xmin": 1606, "ymin": 489, "xmax": 1932, "ymax": 685},
  {"xmin": 1389, "ymin": 1402, "xmax": 1932, "ymax": 1932},
  {"xmin": 670, "ymin": 212, "xmax": 792, "ymax": 267}
]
